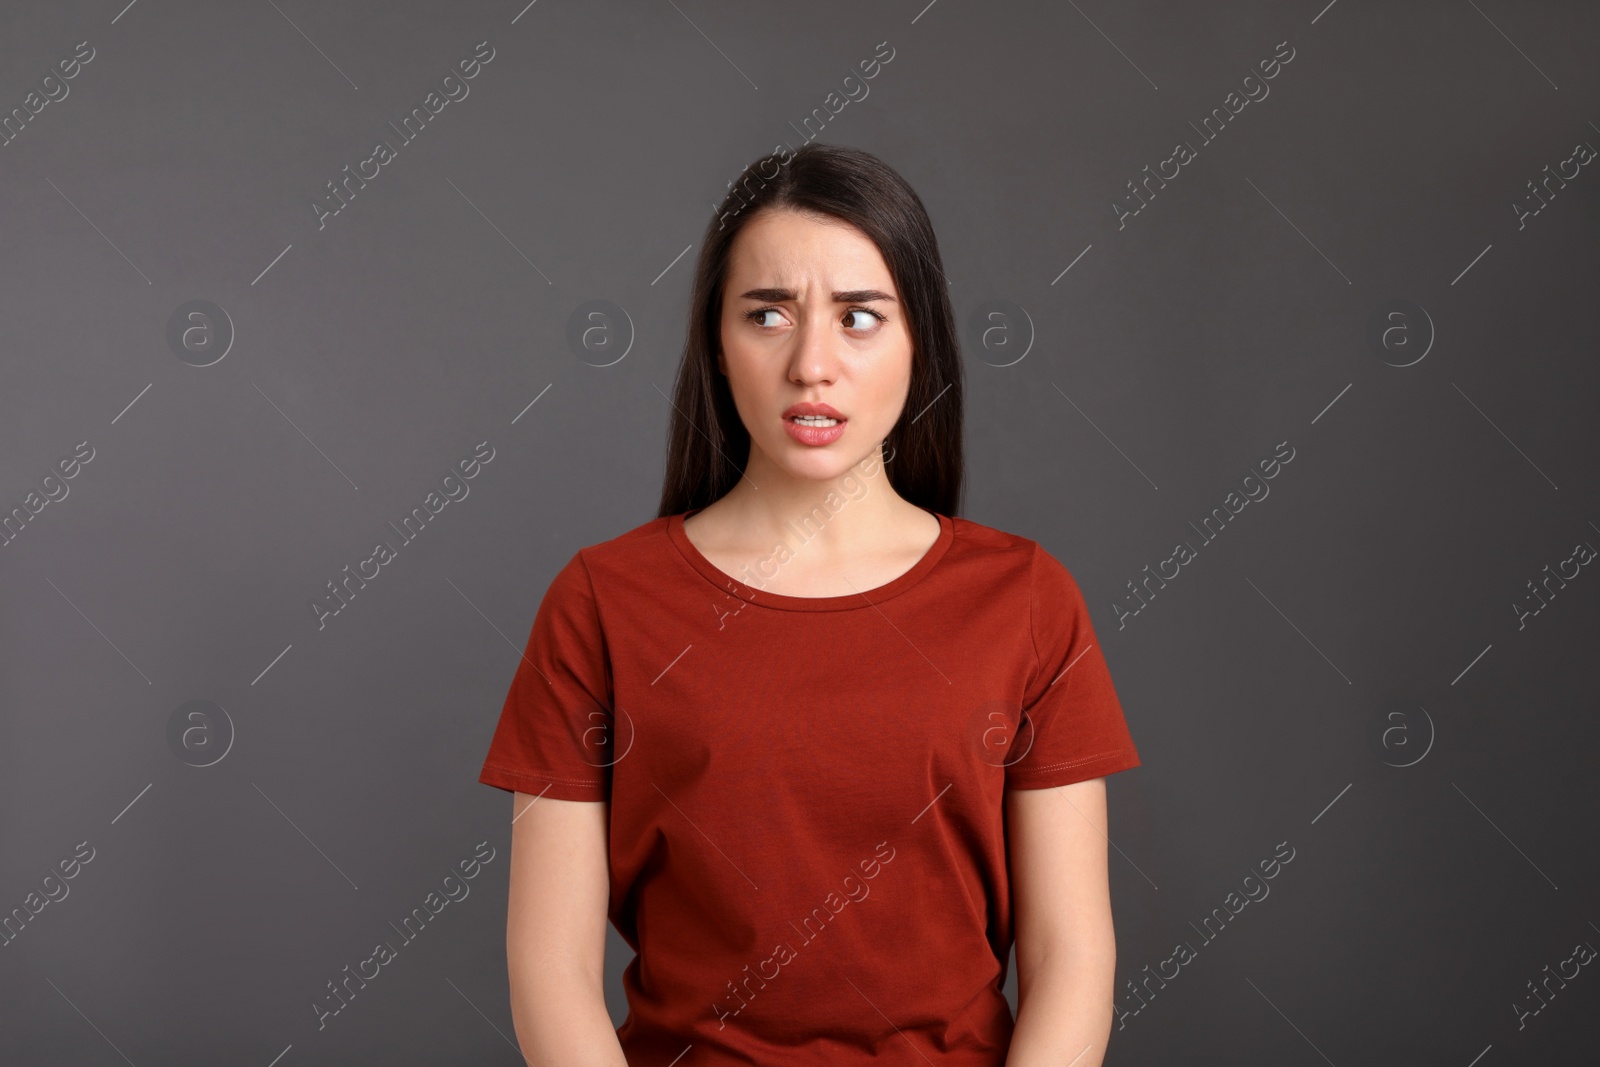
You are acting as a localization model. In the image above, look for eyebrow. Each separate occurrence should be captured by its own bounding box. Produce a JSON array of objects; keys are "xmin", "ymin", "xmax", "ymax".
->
[{"xmin": 738, "ymin": 287, "xmax": 898, "ymax": 304}]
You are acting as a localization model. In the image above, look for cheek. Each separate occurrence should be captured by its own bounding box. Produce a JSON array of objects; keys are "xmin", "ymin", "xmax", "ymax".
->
[
  {"xmin": 721, "ymin": 349, "xmax": 775, "ymax": 419},
  {"xmin": 873, "ymin": 347, "xmax": 914, "ymax": 403}
]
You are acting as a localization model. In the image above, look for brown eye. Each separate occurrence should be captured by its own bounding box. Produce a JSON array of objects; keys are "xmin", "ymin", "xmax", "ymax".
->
[
  {"xmin": 844, "ymin": 308, "xmax": 885, "ymax": 331},
  {"xmin": 743, "ymin": 307, "xmax": 783, "ymax": 328}
]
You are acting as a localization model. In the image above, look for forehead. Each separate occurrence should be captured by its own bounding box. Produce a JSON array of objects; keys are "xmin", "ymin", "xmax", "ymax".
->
[{"xmin": 726, "ymin": 209, "xmax": 895, "ymax": 288}]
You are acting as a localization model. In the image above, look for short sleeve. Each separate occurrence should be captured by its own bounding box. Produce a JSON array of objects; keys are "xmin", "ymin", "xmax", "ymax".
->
[
  {"xmin": 478, "ymin": 550, "xmax": 614, "ymax": 802},
  {"xmin": 1005, "ymin": 543, "xmax": 1141, "ymax": 790}
]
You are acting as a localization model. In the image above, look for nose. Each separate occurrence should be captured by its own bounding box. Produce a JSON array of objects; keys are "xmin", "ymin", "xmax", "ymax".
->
[{"xmin": 787, "ymin": 312, "xmax": 841, "ymax": 386}]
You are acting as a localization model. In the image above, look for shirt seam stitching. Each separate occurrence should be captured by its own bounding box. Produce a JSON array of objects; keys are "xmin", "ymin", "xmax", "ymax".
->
[
  {"xmin": 1007, "ymin": 748, "xmax": 1137, "ymax": 776},
  {"xmin": 669, "ymin": 513, "xmax": 951, "ymax": 613},
  {"xmin": 481, "ymin": 762, "xmax": 606, "ymax": 787},
  {"xmin": 573, "ymin": 546, "xmax": 615, "ymax": 709},
  {"xmin": 1027, "ymin": 540, "xmax": 1043, "ymax": 694}
]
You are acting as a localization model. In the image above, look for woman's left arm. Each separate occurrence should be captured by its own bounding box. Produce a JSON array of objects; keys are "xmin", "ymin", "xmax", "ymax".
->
[{"xmin": 1004, "ymin": 776, "xmax": 1119, "ymax": 1067}]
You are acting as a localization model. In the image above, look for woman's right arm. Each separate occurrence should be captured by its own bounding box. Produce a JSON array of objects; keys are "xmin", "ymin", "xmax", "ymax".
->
[{"xmin": 506, "ymin": 791, "xmax": 629, "ymax": 1065}]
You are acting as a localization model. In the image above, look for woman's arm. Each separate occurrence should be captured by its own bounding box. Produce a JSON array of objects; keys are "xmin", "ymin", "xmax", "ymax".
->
[
  {"xmin": 1004, "ymin": 776, "xmax": 1119, "ymax": 1067},
  {"xmin": 506, "ymin": 791, "xmax": 628, "ymax": 1066}
]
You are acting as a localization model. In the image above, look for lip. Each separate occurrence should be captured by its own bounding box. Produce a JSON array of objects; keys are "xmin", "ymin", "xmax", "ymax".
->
[
  {"xmin": 782, "ymin": 402, "xmax": 847, "ymax": 447},
  {"xmin": 783, "ymin": 402, "xmax": 845, "ymax": 420}
]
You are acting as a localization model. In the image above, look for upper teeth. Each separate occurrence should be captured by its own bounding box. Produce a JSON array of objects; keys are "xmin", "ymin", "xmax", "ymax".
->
[{"xmin": 793, "ymin": 415, "xmax": 838, "ymax": 425}]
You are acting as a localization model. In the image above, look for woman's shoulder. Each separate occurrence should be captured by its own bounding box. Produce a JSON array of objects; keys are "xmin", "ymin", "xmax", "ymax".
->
[
  {"xmin": 948, "ymin": 513, "xmax": 1045, "ymax": 563},
  {"xmin": 560, "ymin": 512, "xmax": 678, "ymax": 576},
  {"xmin": 589, "ymin": 512, "xmax": 675, "ymax": 550},
  {"xmin": 947, "ymin": 514, "xmax": 1084, "ymax": 589},
  {"xmin": 534, "ymin": 514, "xmax": 676, "ymax": 610}
]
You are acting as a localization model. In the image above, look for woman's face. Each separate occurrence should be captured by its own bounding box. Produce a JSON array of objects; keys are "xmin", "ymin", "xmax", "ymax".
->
[{"xmin": 717, "ymin": 208, "xmax": 913, "ymax": 482}]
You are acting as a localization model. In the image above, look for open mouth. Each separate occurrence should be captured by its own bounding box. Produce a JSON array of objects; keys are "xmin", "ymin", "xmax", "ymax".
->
[{"xmin": 783, "ymin": 409, "xmax": 847, "ymax": 446}]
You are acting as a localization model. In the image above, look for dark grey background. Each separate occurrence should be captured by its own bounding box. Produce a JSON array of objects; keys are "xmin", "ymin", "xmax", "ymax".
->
[{"xmin": 3, "ymin": 1, "xmax": 1597, "ymax": 1063}]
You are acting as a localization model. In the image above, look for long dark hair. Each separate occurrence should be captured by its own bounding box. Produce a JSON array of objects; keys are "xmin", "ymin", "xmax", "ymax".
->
[{"xmin": 655, "ymin": 142, "xmax": 965, "ymax": 519}]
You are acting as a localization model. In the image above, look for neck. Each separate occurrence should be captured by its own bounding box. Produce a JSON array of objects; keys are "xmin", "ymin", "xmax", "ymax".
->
[{"xmin": 709, "ymin": 445, "xmax": 912, "ymax": 556}]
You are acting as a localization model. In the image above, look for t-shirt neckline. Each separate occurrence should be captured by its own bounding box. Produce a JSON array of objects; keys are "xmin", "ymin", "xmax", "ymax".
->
[{"xmin": 667, "ymin": 507, "xmax": 955, "ymax": 612}]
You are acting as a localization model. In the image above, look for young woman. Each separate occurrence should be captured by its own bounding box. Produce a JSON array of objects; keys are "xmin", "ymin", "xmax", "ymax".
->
[{"xmin": 478, "ymin": 143, "xmax": 1141, "ymax": 1066}]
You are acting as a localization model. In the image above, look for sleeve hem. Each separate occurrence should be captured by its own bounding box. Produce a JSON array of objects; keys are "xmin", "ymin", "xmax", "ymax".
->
[
  {"xmin": 1005, "ymin": 747, "xmax": 1141, "ymax": 791},
  {"xmin": 479, "ymin": 763, "xmax": 608, "ymax": 802}
]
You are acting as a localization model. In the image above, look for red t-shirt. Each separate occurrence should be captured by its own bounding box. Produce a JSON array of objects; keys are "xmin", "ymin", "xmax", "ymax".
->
[{"xmin": 478, "ymin": 508, "xmax": 1141, "ymax": 1064}]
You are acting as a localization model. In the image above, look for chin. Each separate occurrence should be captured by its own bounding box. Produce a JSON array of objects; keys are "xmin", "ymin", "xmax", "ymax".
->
[
  {"xmin": 780, "ymin": 446, "xmax": 876, "ymax": 482},
  {"xmin": 781, "ymin": 455, "xmax": 848, "ymax": 481}
]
